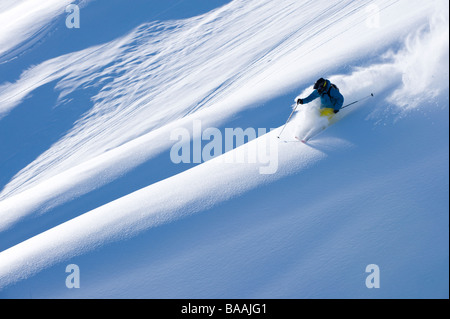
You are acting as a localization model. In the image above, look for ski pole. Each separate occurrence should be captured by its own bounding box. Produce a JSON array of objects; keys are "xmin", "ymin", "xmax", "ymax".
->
[
  {"xmin": 340, "ymin": 93, "xmax": 374, "ymax": 110},
  {"xmin": 277, "ymin": 103, "xmax": 298, "ymax": 139}
]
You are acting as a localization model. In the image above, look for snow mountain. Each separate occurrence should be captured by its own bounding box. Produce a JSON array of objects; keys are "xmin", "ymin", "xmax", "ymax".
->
[{"xmin": 0, "ymin": 0, "xmax": 448, "ymax": 298}]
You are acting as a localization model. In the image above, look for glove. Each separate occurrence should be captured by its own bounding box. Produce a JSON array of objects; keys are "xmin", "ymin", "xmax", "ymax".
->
[
  {"xmin": 296, "ymin": 98, "xmax": 303, "ymax": 105},
  {"xmin": 333, "ymin": 109, "xmax": 339, "ymax": 114}
]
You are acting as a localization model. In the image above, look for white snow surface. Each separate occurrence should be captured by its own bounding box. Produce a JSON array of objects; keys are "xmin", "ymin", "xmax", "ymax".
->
[
  {"xmin": 0, "ymin": 0, "xmax": 448, "ymax": 298},
  {"xmin": 0, "ymin": 0, "xmax": 91, "ymax": 62}
]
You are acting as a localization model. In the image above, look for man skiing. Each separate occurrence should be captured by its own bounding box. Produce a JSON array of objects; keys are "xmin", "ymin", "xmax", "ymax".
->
[{"xmin": 296, "ymin": 78, "xmax": 344, "ymax": 118}]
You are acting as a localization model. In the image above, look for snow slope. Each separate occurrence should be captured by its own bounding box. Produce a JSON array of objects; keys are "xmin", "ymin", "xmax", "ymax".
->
[{"xmin": 0, "ymin": 0, "xmax": 448, "ymax": 298}]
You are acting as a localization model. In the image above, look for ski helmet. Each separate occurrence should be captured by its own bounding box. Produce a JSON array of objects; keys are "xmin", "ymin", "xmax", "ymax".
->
[{"xmin": 314, "ymin": 78, "xmax": 328, "ymax": 93}]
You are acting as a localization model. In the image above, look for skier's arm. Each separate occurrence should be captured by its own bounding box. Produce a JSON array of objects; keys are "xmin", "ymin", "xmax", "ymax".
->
[{"xmin": 298, "ymin": 90, "xmax": 319, "ymax": 105}]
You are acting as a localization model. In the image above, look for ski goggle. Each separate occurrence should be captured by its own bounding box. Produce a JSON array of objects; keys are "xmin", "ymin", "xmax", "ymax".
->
[{"xmin": 315, "ymin": 80, "xmax": 328, "ymax": 91}]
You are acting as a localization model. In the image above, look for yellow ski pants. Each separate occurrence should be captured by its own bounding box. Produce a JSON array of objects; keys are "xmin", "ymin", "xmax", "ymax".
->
[{"xmin": 319, "ymin": 108, "xmax": 335, "ymax": 120}]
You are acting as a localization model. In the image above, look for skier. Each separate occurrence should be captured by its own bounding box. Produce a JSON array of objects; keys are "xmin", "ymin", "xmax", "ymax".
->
[{"xmin": 296, "ymin": 78, "xmax": 344, "ymax": 119}]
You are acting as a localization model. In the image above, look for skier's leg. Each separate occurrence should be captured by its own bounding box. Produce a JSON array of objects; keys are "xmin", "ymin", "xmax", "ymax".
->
[{"xmin": 319, "ymin": 108, "xmax": 334, "ymax": 120}]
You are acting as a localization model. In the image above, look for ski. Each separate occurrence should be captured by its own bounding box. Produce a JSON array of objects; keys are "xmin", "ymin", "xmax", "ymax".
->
[
  {"xmin": 295, "ymin": 125, "xmax": 328, "ymax": 143},
  {"xmin": 295, "ymin": 136, "xmax": 307, "ymax": 143}
]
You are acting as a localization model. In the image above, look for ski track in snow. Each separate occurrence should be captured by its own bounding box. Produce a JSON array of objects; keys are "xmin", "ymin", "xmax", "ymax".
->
[{"xmin": 0, "ymin": 0, "xmax": 448, "ymax": 297}]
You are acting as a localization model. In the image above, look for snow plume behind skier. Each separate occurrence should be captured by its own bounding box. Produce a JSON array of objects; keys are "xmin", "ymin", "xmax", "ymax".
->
[{"xmin": 292, "ymin": 78, "xmax": 344, "ymax": 141}]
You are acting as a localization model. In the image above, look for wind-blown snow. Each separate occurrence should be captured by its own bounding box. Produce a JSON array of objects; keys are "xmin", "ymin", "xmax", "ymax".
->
[
  {"xmin": 0, "ymin": 0, "xmax": 437, "ymax": 201},
  {"xmin": 0, "ymin": 0, "xmax": 91, "ymax": 63},
  {"xmin": 0, "ymin": 0, "xmax": 448, "ymax": 298}
]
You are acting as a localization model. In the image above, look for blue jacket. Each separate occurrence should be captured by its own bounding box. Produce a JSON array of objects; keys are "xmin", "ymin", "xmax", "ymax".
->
[{"xmin": 302, "ymin": 81, "xmax": 344, "ymax": 111}]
